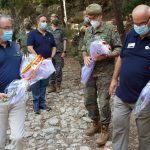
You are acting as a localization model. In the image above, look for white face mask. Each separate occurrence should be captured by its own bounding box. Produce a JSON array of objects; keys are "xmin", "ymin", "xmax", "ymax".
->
[{"xmin": 90, "ymin": 20, "xmax": 100, "ymax": 29}]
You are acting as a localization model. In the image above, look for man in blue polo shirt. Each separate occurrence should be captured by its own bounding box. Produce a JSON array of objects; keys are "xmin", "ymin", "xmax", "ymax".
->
[
  {"xmin": 109, "ymin": 5, "xmax": 150, "ymax": 150},
  {"xmin": 0, "ymin": 15, "xmax": 26, "ymax": 150},
  {"xmin": 27, "ymin": 15, "xmax": 56, "ymax": 114}
]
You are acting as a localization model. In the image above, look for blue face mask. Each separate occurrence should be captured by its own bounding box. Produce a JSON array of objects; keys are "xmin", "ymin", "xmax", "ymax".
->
[
  {"xmin": 0, "ymin": 30, "xmax": 13, "ymax": 42},
  {"xmin": 134, "ymin": 24, "xmax": 149, "ymax": 35},
  {"xmin": 90, "ymin": 20, "xmax": 100, "ymax": 29},
  {"xmin": 40, "ymin": 22, "xmax": 48, "ymax": 30},
  {"xmin": 84, "ymin": 17, "xmax": 90, "ymax": 24}
]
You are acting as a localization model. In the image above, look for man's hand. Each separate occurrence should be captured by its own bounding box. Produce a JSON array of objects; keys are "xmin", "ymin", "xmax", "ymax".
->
[
  {"xmin": 84, "ymin": 56, "xmax": 92, "ymax": 66},
  {"xmin": 61, "ymin": 52, "xmax": 66, "ymax": 58},
  {"xmin": 0, "ymin": 93, "xmax": 7, "ymax": 100},
  {"xmin": 109, "ymin": 79, "xmax": 118, "ymax": 96},
  {"xmin": 94, "ymin": 54, "xmax": 107, "ymax": 61}
]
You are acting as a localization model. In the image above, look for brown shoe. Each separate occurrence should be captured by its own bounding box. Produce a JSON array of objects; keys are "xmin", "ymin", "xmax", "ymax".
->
[
  {"xmin": 85, "ymin": 121, "xmax": 101, "ymax": 136},
  {"xmin": 48, "ymin": 84, "xmax": 56, "ymax": 93},
  {"xmin": 96, "ymin": 125, "xmax": 109, "ymax": 146}
]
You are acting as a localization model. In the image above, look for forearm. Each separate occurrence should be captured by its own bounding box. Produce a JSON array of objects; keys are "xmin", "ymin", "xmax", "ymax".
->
[
  {"xmin": 107, "ymin": 51, "xmax": 119, "ymax": 59},
  {"xmin": 112, "ymin": 56, "xmax": 122, "ymax": 80},
  {"xmin": 51, "ymin": 47, "xmax": 56, "ymax": 58},
  {"xmin": 27, "ymin": 46, "xmax": 37, "ymax": 55},
  {"xmin": 63, "ymin": 40, "xmax": 67, "ymax": 52}
]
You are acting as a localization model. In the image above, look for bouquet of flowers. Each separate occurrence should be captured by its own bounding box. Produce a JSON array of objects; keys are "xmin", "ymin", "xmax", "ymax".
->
[
  {"xmin": 5, "ymin": 54, "xmax": 55, "ymax": 104},
  {"xmin": 81, "ymin": 40, "xmax": 111, "ymax": 85},
  {"xmin": 135, "ymin": 81, "xmax": 150, "ymax": 114}
]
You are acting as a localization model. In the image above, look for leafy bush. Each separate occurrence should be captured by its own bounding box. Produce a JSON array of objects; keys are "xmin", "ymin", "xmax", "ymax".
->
[{"xmin": 122, "ymin": 0, "xmax": 150, "ymax": 16}]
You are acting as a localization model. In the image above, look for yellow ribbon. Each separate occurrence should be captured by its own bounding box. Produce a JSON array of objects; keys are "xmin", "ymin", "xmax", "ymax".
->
[{"xmin": 21, "ymin": 55, "xmax": 44, "ymax": 80}]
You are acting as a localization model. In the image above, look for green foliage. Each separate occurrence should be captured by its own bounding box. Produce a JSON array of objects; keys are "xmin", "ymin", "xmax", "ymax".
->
[
  {"xmin": 34, "ymin": 0, "xmax": 60, "ymax": 5},
  {"xmin": 122, "ymin": 0, "xmax": 150, "ymax": 16},
  {"xmin": 0, "ymin": 0, "xmax": 30, "ymax": 9}
]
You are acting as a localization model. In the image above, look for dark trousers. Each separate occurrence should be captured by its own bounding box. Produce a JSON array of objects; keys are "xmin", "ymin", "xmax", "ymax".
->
[{"xmin": 49, "ymin": 53, "xmax": 64, "ymax": 84}]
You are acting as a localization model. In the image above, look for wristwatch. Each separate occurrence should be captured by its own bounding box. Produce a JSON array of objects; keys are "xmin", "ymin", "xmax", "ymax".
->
[{"xmin": 63, "ymin": 51, "xmax": 67, "ymax": 53}]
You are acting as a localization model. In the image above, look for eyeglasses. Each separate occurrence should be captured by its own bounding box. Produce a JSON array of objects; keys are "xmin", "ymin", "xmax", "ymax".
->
[
  {"xmin": 0, "ymin": 26, "xmax": 12, "ymax": 30},
  {"xmin": 134, "ymin": 17, "xmax": 150, "ymax": 26}
]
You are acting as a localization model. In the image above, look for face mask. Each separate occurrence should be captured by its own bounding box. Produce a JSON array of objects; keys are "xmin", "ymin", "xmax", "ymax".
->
[
  {"xmin": 134, "ymin": 24, "xmax": 149, "ymax": 35},
  {"xmin": 0, "ymin": 30, "xmax": 13, "ymax": 42},
  {"xmin": 40, "ymin": 22, "xmax": 48, "ymax": 30},
  {"xmin": 90, "ymin": 20, "xmax": 100, "ymax": 29},
  {"xmin": 84, "ymin": 17, "xmax": 90, "ymax": 24}
]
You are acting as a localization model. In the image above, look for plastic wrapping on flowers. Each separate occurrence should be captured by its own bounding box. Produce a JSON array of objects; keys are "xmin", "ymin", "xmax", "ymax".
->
[
  {"xmin": 135, "ymin": 81, "xmax": 150, "ymax": 114},
  {"xmin": 5, "ymin": 54, "xmax": 55, "ymax": 104},
  {"xmin": 81, "ymin": 40, "xmax": 111, "ymax": 85}
]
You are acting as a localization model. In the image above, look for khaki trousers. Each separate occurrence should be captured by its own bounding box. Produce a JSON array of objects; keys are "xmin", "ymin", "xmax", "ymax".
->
[
  {"xmin": 112, "ymin": 95, "xmax": 150, "ymax": 150},
  {"xmin": 0, "ymin": 101, "xmax": 26, "ymax": 150}
]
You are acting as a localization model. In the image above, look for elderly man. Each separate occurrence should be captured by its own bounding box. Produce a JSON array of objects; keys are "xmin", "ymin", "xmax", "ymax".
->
[
  {"xmin": 0, "ymin": 15, "xmax": 26, "ymax": 150},
  {"xmin": 81, "ymin": 3, "xmax": 122, "ymax": 146},
  {"xmin": 109, "ymin": 4, "xmax": 150, "ymax": 150},
  {"xmin": 27, "ymin": 15, "xmax": 56, "ymax": 114}
]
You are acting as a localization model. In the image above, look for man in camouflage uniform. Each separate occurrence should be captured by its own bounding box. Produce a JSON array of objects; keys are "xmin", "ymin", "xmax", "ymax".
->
[
  {"xmin": 81, "ymin": 3, "xmax": 122, "ymax": 146},
  {"xmin": 49, "ymin": 19, "xmax": 67, "ymax": 92},
  {"xmin": 17, "ymin": 18, "xmax": 33, "ymax": 56}
]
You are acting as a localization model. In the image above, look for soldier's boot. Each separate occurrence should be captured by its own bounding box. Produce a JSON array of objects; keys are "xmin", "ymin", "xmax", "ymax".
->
[
  {"xmin": 56, "ymin": 82, "xmax": 61, "ymax": 93},
  {"xmin": 96, "ymin": 125, "xmax": 109, "ymax": 146},
  {"xmin": 85, "ymin": 121, "xmax": 101, "ymax": 136},
  {"xmin": 48, "ymin": 84, "xmax": 56, "ymax": 93}
]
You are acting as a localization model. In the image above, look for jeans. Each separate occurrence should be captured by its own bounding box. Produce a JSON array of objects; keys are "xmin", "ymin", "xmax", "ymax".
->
[{"xmin": 31, "ymin": 78, "xmax": 49, "ymax": 112}]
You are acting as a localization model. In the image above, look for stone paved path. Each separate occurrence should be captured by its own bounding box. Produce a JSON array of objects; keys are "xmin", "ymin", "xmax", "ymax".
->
[{"xmin": 6, "ymin": 56, "xmax": 138, "ymax": 150}]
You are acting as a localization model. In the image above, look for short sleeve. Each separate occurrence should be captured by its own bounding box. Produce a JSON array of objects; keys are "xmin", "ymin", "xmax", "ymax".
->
[
  {"xmin": 27, "ymin": 31, "xmax": 35, "ymax": 46},
  {"xmin": 50, "ymin": 33, "xmax": 56, "ymax": 47}
]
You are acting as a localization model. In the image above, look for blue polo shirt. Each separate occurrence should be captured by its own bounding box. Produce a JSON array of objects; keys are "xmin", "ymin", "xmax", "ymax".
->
[
  {"xmin": 0, "ymin": 42, "xmax": 21, "ymax": 93},
  {"xmin": 116, "ymin": 29, "xmax": 150, "ymax": 103},
  {"xmin": 27, "ymin": 29, "xmax": 56, "ymax": 58}
]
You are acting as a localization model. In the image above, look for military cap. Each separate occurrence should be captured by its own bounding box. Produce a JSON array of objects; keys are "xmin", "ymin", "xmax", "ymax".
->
[{"xmin": 86, "ymin": 3, "xmax": 102, "ymax": 15}]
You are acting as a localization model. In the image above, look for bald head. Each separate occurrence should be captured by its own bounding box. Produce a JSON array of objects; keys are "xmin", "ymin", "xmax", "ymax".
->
[{"xmin": 132, "ymin": 5, "xmax": 150, "ymax": 25}]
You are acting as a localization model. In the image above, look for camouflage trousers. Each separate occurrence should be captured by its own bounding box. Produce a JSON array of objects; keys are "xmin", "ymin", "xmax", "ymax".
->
[
  {"xmin": 49, "ymin": 53, "xmax": 64, "ymax": 84},
  {"xmin": 84, "ymin": 74, "xmax": 111, "ymax": 125}
]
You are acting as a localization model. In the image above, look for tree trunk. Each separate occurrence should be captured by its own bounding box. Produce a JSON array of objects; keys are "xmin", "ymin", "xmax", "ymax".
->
[{"xmin": 111, "ymin": 0, "xmax": 126, "ymax": 43}]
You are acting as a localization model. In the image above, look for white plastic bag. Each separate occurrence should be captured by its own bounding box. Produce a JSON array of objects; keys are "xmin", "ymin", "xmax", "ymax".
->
[
  {"xmin": 5, "ymin": 79, "xmax": 29, "ymax": 104},
  {"xmin": 135, "ymin": 81, "xmax": 150, "ymax": 114},
  {"xmin": 81, "ymin": 40, "xmax": 111, "ymax": 85},
  {"xmin": 5, "ymin": 55, "xmax": 55, "ymax": 104},
  {"xmin": 30, "ymin": 59, "xmax": 55, "ymax": 85}
]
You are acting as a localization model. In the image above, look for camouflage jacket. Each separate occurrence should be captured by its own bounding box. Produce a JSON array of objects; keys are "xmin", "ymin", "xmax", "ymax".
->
[
  {"xmin": 16, "ymin": 30, "xmax": 30, "ymax": 55},
  {"xmin": 49, "ymin": 28, "xmax": 67, "ymax": 53},
  {"xmin": 81, "ymin": 22, "xmax": 122, "ymax": 76}
]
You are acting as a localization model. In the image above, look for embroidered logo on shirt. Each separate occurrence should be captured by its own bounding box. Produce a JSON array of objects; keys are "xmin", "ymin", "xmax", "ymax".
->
[
  {"xmin": 127, "ymin": 43, "xmax": 135, "ymax": 48},
  {"xmin": 145, "ymin": 46, "xmax": 150, "ymax": 50}
]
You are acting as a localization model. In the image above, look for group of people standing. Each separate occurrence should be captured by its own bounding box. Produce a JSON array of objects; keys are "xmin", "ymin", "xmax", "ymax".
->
[
  {"xmin": 0, "ymin": 2, "xmax": 150, "ymax": 150},
  {"xmin": 0, "ymin": 13, "xmax": 67, "ymax": 149}
]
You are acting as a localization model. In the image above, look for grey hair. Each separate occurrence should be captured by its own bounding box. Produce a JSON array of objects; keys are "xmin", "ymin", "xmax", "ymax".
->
[{"xmin": 0, "ymin": 15, "xmax": 13, "ymax": 25}]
